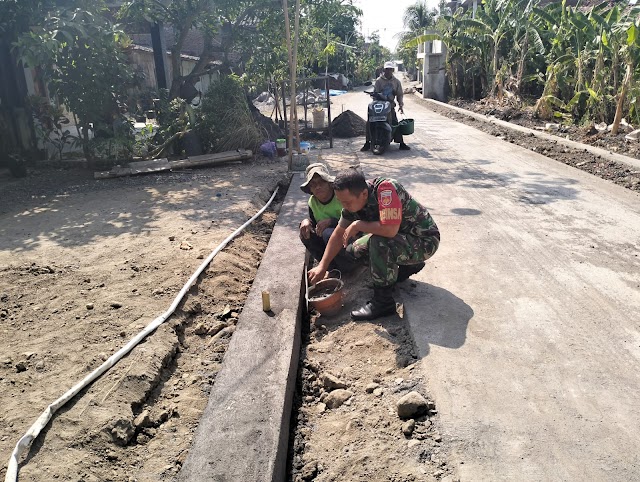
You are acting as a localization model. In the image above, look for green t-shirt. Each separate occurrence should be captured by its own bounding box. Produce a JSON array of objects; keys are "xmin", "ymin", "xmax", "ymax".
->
[{"xmin": 308, "ymin": 194, "xmax": 342, "ymax": 223}]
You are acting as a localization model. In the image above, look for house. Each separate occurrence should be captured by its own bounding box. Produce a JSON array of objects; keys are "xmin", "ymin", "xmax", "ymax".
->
[
  {"xmin": 128, "ymin": 26, "xmax": 242, "ymax": 98},
  {"xmin": 416, "ymin": 34, "xmax": 447, "ymax": 102}
]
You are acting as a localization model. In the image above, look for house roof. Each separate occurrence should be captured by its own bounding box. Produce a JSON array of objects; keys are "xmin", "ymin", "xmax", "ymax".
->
[
  {"xmin": 130, "ymin": 26, "xmax": 222, "ymax": 57},
  {"xmin": 129, "ymin": 26, "xmax": 244, "ymax": 66}
]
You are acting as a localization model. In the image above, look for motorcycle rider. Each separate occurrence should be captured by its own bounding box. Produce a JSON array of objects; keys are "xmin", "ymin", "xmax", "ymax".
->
[{"xmin": 361, "ymin": 61, "xmax": 410, "ymax": 152}]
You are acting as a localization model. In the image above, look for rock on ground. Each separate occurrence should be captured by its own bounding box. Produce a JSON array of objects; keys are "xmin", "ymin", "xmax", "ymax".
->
[{"xmin": 396, "ymin": 391, "xmax": 429, "ymax": 419}]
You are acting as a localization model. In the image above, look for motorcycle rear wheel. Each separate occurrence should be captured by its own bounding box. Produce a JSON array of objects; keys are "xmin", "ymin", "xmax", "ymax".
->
[{"xmin": 372, "ymin": 144, "xmax": 385, "ymax": 155}]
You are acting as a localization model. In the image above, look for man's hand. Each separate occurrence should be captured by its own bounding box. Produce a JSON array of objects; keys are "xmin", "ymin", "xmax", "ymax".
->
[
  {"xmin": 299, "ymin": 218, "xmax": 313, "ymax": 240},
  {"xmin": 343, "ymin": 221, "xmax": 361, "ymax": 247},
  {"xmin": 315, "ymin": 219, "xmax": 333, "ymax": 237},
  {"xmin": 308, "ymin": 266, "xmax": 326, "ymax": 285},
  {"xmin": 398, "ymin": 105, "xmax": 404, "ymax": 115}
]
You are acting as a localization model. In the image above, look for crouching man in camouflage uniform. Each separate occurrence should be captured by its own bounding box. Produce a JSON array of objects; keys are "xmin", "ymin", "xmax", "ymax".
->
[{"xmin": 308, "ymin": 167, "xmax": 440, "ymax": 321}]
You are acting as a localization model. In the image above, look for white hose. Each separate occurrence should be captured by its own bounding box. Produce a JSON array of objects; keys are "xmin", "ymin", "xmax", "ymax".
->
[{"xmin": 4, "ymin": 186, "xmax": 280, "ymax": 482}]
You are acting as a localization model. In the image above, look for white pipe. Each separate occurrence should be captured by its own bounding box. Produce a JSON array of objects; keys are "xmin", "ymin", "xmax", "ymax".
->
[{"xmin": 5, "ymin": 186, "xmax": 280, "ymax": 482}]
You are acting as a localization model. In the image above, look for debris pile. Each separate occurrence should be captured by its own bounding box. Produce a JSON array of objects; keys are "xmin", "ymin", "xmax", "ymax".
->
[
  {"xmin": 296, "ymin": 89, "xmax": 328, "ymax": 106},
  {"xmin": 248, "ymin": 101, "xmax": 285, "ymax": 141},
  {"xmin": 330, "ymin": 110, "xmax": 367, "ymax": 138},
  {"xmin": 253, "ymin": 89, "xmax": 328, "ymax": 109}
]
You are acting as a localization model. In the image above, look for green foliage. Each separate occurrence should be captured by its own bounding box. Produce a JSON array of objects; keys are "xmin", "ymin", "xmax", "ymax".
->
[
  {"xmin": 396, "ymin": 1, "xmax": 441, "ymax": 76},
  {"xmin": 15, "ymin": 6, "xmax": 135, "ymax": 161},
  {"xmin": 26, "ymin": 95, "xmax": 78, "ymax": 161},
  {"xmin": 120, "ymin": 0, "xmax": 367, "ymax": 88},
  {"xmin": 412, "ymin": 0, "xmax": 640, "ymax": 126}
]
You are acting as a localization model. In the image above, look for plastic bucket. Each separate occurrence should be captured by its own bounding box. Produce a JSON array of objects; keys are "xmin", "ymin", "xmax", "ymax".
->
[
  {"xmin": 300, "ymin": 141, "xmax": 311, "ymax": 154},
  {"xmin": 398, "ymin": 119, "xmax": 414, "ymax": 135},
  {"xmin": 276, "ymin": 138, "xmax": 286, "ymax": 157}
]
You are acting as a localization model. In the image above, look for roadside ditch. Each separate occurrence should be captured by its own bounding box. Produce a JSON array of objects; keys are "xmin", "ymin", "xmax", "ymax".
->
[{"xmin": 287, "ymin": 274, "xmax": 458, "ymax": 482}]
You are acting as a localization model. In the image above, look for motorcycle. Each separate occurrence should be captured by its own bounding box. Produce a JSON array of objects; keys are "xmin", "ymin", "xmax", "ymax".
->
[{"xmin": 364, "ymin": 90, "xmax": 395, "ymax": 155}]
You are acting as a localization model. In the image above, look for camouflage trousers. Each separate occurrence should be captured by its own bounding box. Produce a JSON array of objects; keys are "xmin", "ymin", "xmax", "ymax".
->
[{"xmin": 347, "ymin": 232, "xmax": 439, "ymax": 287}]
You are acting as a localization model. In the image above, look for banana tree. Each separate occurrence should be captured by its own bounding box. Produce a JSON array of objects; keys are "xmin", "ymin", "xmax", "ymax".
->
[
  {"xmin": 610, "ymin": 13, "xmax": 640, "ymax": 135},
  {"xmin": 468, "ymin": 0, "xmax": 533, "ymax": 96},
  {"xmin": 533, "ymin": 1, "xmax": 585, "ymax": 118},
  {"xmin": 508, "ymin": 0, "xmax": 545, "ymax": 99}
]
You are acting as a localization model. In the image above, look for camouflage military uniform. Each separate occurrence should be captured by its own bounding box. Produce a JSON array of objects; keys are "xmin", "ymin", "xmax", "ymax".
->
[{"xmin": 339, "ymin": 178, "xmax": 440, "ymax": 287}]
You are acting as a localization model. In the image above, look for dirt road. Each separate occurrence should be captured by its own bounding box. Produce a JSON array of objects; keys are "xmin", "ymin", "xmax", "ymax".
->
[{"xmin": 332, "ymin": 87, "xmax": 640, "ymax": 480}]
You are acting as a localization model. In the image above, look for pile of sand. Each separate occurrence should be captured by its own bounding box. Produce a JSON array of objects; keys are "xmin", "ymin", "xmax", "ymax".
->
[{"xmin": 330, "ymin": 110, "xmax": 367, "ymax": 138}]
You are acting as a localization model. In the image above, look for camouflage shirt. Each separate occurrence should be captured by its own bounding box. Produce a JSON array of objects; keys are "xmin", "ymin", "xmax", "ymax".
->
[{"xmin": 339, "ymin": 178, "xmax": 439, "ymax": 239}]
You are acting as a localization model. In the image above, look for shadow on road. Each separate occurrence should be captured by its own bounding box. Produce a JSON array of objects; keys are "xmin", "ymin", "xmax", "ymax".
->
[
  {"xmin": 398, "ymin": 281, "xmax": 473, "ymax": 358},
  {"xmin": 358, "ymin": 150, "xmax": 580, "ymax": 206}
]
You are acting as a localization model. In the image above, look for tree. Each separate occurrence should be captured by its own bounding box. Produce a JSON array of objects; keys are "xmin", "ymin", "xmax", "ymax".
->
[
  {"xmin": 15, "ymin": 6, "xmax": 135, "ymax": 161},
  {"xmin": 396, "ymin": 1, "xmax": 439, "ymax": 75},
  {"xmin": 610, "ymin": 13, "xmax": 640, "ymax": 134},
  {"xmin": 402, "ymin": 0, "xmax": 437, "ymax": 33}
]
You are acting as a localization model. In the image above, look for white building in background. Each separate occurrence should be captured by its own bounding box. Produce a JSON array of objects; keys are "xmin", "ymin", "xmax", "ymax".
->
[{"xmin": 416, "ymin": 34, "xmax": 447, "ymax": 102}]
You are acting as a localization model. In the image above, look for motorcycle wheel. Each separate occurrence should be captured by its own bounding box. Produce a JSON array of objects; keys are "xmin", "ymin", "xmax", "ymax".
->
[{"xmin": 372, "ymin": 144, "xmax": 385, "ymax": 155}]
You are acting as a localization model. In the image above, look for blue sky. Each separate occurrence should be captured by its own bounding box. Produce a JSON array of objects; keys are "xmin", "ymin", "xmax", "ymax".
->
[{"xmin": 353, "ymin": 0, "xmax": 439, "ymax": 51}]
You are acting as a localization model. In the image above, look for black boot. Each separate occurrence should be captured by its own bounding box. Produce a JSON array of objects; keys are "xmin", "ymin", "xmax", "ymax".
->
[
  {"xmin": 351, "ymin": 286, "xmax": 396, "ymax": 321},
  {"xmin": 360, "ymin": 142, "xmax": 370, "ymax": 152},
  {"xmin": 397, "ymin": 262, "xmax": 425, "ymax": 283}
]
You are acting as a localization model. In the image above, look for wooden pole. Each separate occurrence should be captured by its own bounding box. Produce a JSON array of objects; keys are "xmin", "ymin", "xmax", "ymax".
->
[
  {"xmin": 292, "ymin": 0, "xmax": 301, "ymax": 152},
  {"xmin": 282, "ymin": 0, "xmax": 295, "ymax": 170}
]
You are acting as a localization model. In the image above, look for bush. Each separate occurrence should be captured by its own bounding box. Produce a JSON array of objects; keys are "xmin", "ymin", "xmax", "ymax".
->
[{"xmin": 196, "ymin": 75, "xmax": 265, "ymax": 154}]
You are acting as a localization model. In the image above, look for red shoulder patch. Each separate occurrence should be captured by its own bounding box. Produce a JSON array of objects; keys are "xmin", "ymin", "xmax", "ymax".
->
[{"xmin": 377, "ymin": 181, "xmax": 402, "ymax": 225}]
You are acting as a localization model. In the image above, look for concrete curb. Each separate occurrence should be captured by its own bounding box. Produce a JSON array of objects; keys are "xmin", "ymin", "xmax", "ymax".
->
[
  {"xmin": 178, "ymin": 174, "xmax": 308, "ymax": 482},
  {"xmin": 418, "ymin": 96, "xmax": 640, "ymax": 172}
]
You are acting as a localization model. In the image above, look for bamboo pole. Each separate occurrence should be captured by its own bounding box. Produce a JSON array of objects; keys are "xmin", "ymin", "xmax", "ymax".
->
[
  {"xmin": 282, "ymin": 0, "xmax": 295, "ymax": 170},
  {"xmin": 292, "ymin": 0, "xmax": 301, "ymax": 151}
]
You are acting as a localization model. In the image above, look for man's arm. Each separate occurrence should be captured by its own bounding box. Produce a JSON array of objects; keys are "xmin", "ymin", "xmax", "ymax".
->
[
  {"xmin": 300, "ymin": 206, "xmax": 317, "ymax": 240},
  {"xmin": 315, "ymin": 217, "xmax": 338, "ymax": 236},
  {"xmin": 373, "ymin": 77, "xmax": 383, "ymax": 93},
  {"xmin": 343, "ymin": 220, "xmax": 399, "ymax": 246},
  {"xmin": 307, "ymin": 225, "xmax": 346, "ymax": 284},
  {"xmin": 395, "ymin": 78, "xmax": 404, "ymax": 112}
]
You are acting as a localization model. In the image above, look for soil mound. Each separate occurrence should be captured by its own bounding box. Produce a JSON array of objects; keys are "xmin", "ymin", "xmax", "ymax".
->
[
  {"xmin": 248, "ymin": 100, "xmax": 285, "ymax": 141},
  {"xmin": 331, "ymin": 110, "xmax": 366, "ymax": 138}
]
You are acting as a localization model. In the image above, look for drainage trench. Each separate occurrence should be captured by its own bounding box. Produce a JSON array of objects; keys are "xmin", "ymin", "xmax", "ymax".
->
[{"xmin": 285, "ymin": 277, "xmax": 457, "ymax": 481}]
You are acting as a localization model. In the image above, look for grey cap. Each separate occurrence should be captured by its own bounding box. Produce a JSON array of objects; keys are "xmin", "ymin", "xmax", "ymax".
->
[{"xmin": 300, "ymin": 163, "xmax": 335, "ymax": 194}]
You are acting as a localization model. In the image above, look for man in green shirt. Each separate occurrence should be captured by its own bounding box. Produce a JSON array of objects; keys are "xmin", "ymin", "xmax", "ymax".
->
[
  {"xmin": 299, "ymin": 163, "xmax": 356, "ymax": 273},
  {"xmin": 308, "ymin": 167, "xmax": 440, "ymax": 320}
]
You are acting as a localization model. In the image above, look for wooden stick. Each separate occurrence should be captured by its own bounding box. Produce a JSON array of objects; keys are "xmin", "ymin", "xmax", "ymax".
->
[
  {"xmin": 282, "ymin": 0, "xmax": 295, "ymax": 170},
  {"xmin": 292, "ymin": 0, "xmax": 301, "ymax": 152}
]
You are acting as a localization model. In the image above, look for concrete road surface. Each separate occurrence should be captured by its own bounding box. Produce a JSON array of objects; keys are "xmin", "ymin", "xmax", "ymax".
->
[{"xmin": 334, "ymin": 87, "xmax": 640, "ymax": 480}]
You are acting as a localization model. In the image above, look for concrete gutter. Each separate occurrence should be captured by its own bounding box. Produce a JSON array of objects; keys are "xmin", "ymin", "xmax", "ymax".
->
[
  {"xmin": 419, "ymin": 97, "xmax": 640, "ymax": 172},
  {"xmin": 178, "ymin": 173, "xmax": 308, "ymax": 482}
]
